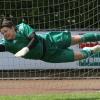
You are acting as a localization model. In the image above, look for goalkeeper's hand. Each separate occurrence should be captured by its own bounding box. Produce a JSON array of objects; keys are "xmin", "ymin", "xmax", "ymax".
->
[{"xmin": 15, "ymin": 47, "xmax": 29, "ymax": 57}]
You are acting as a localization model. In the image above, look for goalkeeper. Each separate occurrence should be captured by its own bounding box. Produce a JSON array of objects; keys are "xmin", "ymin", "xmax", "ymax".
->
[{"xmin": 0, "ymin": 19, "xmax": 100, "ymax": 63}]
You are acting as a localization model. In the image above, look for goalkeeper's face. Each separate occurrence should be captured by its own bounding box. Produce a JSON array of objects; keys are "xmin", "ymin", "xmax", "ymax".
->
[{"xmin": 1, "ymin": 26, "xmax": 16, "ymax": 40}]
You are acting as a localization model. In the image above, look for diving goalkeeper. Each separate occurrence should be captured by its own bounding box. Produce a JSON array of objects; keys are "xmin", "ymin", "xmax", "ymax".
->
[{"xmin": 0, "ymin": 18, "xmax": 100, "ymax": 63}]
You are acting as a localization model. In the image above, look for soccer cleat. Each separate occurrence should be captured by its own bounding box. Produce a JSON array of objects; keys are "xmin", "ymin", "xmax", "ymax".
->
[{"xmin": 83, "ymin": 45, "xmax": 100, "ymax": 53}]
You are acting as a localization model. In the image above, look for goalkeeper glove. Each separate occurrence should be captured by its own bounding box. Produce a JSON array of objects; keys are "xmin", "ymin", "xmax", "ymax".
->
[{"xmin": 15, "ymin": 47, "xmax": 29, "ymax": 57}]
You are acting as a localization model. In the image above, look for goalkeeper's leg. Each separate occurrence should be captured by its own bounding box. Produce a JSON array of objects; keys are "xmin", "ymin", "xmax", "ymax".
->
[
  {"xmin": 42, "ymin": 45, "xmax": 100, "ymax": 63},
  {"xmin": 74, "ymin": 45, "xmax": 100, "ymax": 61},
  {"xmin": 71, "ymin": 32, "xmax": 100, "ymax": 45}
]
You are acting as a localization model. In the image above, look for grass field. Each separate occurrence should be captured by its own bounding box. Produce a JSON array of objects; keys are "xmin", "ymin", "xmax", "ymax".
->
[{"xmin": 1, "ymin": 92, "xmax": 100, "ymax": 100}]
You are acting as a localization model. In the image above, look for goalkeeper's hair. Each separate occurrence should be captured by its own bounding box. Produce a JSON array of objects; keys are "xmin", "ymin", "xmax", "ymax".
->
[{"xmin": 0, "ymin": 18, "xmax": 15, "ymax": 29}]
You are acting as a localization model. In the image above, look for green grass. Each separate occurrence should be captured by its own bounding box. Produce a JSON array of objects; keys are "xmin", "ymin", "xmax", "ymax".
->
[{"xmin": 1, "ymin": 92, "xmax": 100, "ymax": 100}]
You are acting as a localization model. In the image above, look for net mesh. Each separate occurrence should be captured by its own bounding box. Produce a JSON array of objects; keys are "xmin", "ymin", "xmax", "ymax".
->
[
  {"xmin": 0, "ymin": 0, "xmax": 100, "ymax": 31},
  {"xmin": 0, "ymin": 0, "xmax": 100, "ymax": 79}
]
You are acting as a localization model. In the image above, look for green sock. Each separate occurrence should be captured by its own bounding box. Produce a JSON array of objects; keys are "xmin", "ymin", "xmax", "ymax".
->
[
  {"xmin": 81, "ymin": 32, "xmax": 100, "ymax": 42},
  {"xmin": 81, "ymin": 49, "xmax": 93, "ymax": 59}
]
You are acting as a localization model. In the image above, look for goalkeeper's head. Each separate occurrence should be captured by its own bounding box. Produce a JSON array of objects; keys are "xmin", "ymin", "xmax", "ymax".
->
[
  {"xmin": 0, "ymin": 18, "xmax": 15, "ymax": 29},
  {"xmin": 0, "ymin": 18, "xmax": 16, "ymax": 40}
]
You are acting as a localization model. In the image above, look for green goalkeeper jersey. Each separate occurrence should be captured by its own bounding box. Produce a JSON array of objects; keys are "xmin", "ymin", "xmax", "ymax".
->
[
  {"xmin": 0, "ymin": 23, "xmax": 74, "ymax": 62},
  {"xmin": 0, "ymin": 23, "xmax": 43, "ymax": 59}
]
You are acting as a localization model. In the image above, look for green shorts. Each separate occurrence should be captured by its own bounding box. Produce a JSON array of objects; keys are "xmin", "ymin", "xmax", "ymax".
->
[
  {"xmin": 43, "ymin": 48, "xmax": 74, "ymax": 63},
  {"xmin": 41, "ymin": 31, "xmax": 75, "ymax": 63}
]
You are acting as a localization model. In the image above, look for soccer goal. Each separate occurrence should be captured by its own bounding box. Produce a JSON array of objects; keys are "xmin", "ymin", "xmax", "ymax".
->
[{"xmin": 0, "ymin": 0, "xmax": 100, "ymax": 79}]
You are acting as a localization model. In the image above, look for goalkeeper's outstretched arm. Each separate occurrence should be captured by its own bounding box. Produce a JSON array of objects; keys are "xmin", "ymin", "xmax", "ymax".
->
[{"xmin": 15, "ymin": 32, "xmax": 38, "ymax": 57}]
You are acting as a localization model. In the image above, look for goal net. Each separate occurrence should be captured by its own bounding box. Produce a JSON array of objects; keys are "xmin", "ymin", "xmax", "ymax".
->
[
  {"xmin": 0, "ymin": 0, "xmax": 100, "ymax": 80},
  {"xmin": 0, "ymin": 0, "xmax": 99, "ymax": 31}
]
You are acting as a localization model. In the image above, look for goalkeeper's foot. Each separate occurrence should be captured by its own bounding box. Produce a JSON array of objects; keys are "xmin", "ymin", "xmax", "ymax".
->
[{"xmin": 83, "ymin": 45, "xmax": 100, "ymax": 53}]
